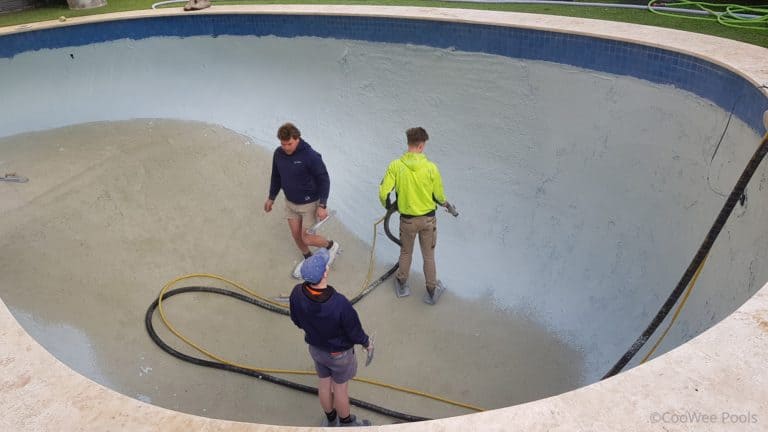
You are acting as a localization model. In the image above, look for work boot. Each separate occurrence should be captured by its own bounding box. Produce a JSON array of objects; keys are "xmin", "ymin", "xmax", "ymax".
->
[
  {"xmin": 422, "ymin": 280, "xmax": 446, "ymax": 305},
  {"xmin": 338, "ymin": 414, "xmax": 371, "ymax": 427},
  {"xmin": 320, "ymin": 416, "xmax": 339, "ymax": 427},
  {"xmin": 394, "ymin": 277, "xmax": 410, "ymax": 298}
]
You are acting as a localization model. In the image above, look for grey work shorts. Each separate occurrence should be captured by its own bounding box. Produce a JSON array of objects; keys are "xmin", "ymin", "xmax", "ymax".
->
[{"xmin": 308, "ymin": 345, "xmax": 357, "ymax": 384}]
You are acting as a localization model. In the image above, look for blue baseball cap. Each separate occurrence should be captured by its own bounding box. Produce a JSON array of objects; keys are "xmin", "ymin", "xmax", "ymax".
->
[{"xmin": 300, "ymin": 248, "xmax": 331, "ymax": 284}]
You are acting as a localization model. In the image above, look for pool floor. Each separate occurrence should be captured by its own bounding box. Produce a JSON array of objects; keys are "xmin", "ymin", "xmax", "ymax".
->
[{"xmin": 0, "ymin": 119, "xmax": 583, "ymax": 426}]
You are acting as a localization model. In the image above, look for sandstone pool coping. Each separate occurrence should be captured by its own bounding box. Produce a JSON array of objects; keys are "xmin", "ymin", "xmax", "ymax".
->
[{"xmin": 1, "ymin": 5, "xmax": 767, "ymax": 431}]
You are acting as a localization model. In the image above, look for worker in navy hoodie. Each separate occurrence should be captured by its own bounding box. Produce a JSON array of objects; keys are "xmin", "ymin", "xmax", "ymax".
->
[
  {"xmin": 289, "ymin": 248, "xmax": 373, "ymax": 427},
  {"xmin": 264, "ymin": 123, "xmax": 340, "ymax": 278}
]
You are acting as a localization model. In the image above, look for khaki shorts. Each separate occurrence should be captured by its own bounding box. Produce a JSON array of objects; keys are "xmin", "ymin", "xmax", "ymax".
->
[{"xmin": 284, "ymin": 200, "xmax": 318, "ymax": 227}]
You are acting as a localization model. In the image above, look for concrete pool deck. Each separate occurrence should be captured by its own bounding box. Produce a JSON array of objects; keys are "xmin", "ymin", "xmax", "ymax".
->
[{"xmin": 1, "ymin": 5, "xmax": 768, "ymax": 431}]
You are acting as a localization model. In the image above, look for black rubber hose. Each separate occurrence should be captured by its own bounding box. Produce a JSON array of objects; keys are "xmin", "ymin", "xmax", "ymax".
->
[
  {"xmin": 144, "ymin": 286, "xmax": 429, "ymax": 422},
  {"xmin": 144, "ymin": 206, "xmax": 433, "ymax": 422},
  {"xmin": 602, "ymin": 132, "xmax": 768, "ymax": 379},
  {"xmin": 383, "ymin": 202, "xmax": 402, "ymax": 247}
]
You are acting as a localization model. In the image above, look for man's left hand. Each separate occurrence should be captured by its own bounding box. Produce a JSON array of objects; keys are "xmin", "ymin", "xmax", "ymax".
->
[{"xmin": 316, "ymin": 206, "xmax": 328, "ymax": 221}]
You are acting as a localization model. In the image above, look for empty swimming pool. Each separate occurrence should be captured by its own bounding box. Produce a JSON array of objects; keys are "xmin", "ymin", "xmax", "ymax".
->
[{"xmin": 1, "ymin": 7, "xmax": 767, "ymax": 428}]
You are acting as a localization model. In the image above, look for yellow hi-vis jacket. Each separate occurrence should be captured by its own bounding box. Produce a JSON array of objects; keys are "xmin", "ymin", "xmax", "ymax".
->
[{"xmin": 379, "ymin": 152, "xmax": 446, "ymax": 216}]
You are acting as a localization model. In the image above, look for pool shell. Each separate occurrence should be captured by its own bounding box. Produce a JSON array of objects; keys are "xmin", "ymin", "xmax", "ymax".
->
[{"xmin": 1, "ymin": 5, "xmax": 767, "ymax": 431}]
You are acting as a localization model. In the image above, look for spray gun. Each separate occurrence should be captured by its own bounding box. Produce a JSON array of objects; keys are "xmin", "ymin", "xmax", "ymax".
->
[{"xmin": 443, "ymin": 201, "xmax": 459, "ymax": 217}]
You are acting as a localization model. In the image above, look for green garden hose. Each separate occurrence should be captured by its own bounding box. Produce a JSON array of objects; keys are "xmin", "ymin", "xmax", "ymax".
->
[{"xmin": 648, "ymin": 0, "xmax": 768, "ymax": 30}]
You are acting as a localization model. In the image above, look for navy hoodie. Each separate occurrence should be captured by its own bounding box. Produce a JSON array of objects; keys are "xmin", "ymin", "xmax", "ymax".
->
[
  {"xmin": 268, "ymin": 139, "xmax": 330, "ymax": 205},
  {"xmin": 289, "ymin": 284, "xmax": 370, "ymax": 352}
]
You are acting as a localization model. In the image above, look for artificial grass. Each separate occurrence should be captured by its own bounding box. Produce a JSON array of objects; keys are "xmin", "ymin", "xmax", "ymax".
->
[{"xmin": 0, "ymin": 0, "xmax": 766, "ymax": 47}]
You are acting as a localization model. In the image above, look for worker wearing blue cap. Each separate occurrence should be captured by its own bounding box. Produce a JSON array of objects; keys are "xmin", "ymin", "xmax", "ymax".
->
[{"xmin": 288, "ymin": 248, "xmax": 374, "ymax": 427}]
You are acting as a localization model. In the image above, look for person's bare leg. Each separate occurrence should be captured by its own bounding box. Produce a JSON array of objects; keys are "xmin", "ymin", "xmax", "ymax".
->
[
  {"xmin": 301, "ymin": 230, "xmax": 331, "ymax": 249},
  {"xmin": 298, "ymin": 208, "xmax": 331, "ymax": 249},
  {"xmin": 287, "ymin": 217, "xmax": 311, "ymax": 256},
  {"xmin": 331, "ymin": 381, "xmax": 351, "ymax": 418},
  {"xmin": 318, "ymin": 377, "xmax": 334, "ymax": 413}
]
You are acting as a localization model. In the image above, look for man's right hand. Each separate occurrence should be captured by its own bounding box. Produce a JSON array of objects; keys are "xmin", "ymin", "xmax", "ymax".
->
[
  {"xmin": 264, "ymin": 199, "xmax": 274, "ymax": 213},
  {"xmin": 443, "ymin": 201, "xmax": 459, "ymax": 217}
]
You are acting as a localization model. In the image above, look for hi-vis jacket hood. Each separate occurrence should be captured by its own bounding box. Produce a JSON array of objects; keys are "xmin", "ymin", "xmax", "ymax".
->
[{"xmin": 379, "ymin": 152, "xmax": 446, "ymax": 217}]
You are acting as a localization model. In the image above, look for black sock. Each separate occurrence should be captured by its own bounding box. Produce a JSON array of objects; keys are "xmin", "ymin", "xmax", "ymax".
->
[
  {"xmin": 325, "ymin": 240, "xmax": 334, "ymax": 250},
  {"xmin": 339, "ymin": 414, "xmax": 353, "ymax": 424},
  {"xmin": 325, "ymin": 409, "xmax": 337, "ymax": 423},
  {"xmin": 303, "ymin": 251, "xmax": 312, "ymax": 259}
]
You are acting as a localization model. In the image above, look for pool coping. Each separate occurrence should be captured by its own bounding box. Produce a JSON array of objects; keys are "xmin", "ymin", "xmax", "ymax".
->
[
  {"xmin": 1, "ymin": 5, "xmax": 767, "ymax": 431},
  {"xmin": 2, "ymin": 5, "xmax": 768, "ymax": 91}
]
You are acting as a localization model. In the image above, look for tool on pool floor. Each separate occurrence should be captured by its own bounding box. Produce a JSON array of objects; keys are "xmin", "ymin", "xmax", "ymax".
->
[
  {"xmin": 1, "ymin": 173, "xmax": 28, "ymax": 183},
  {"xmin": 272, "ymin": 293, "xmax": 291, "ymax": 303}
]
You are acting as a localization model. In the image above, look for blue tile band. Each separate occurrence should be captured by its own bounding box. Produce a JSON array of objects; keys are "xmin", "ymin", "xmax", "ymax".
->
[{"xmin": 1, "ymin": 14, "xmax": 766, "ymax": 133}]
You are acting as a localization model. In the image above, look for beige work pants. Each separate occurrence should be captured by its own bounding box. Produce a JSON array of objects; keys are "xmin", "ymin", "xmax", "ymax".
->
[{"xmin": 396, "ymin": 215, "xmax": 437, "ymax": 290}]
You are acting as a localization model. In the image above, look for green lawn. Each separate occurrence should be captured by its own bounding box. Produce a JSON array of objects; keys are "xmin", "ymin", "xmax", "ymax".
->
[{"xmin": 0, "ymin": 0, "xmax": 766, "ymax": 47}]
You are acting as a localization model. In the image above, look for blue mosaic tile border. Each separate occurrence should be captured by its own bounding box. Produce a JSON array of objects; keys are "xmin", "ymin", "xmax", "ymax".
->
[{"xmin": 1, "ymin": 14, "xmax": 766, "ymax": 133}]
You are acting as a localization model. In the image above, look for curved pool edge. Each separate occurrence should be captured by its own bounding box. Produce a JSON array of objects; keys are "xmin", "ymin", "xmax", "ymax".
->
[
  {"xmin": 2, "ymin": 282, "xmax": 766, "ymax": 430},
  {"xmin": 2, "ymin": 5, "xmax": 768, "ymax": 92},
  {"xmin": 1, "ymin": 6, "xmax": 767, "ymax": 431}
]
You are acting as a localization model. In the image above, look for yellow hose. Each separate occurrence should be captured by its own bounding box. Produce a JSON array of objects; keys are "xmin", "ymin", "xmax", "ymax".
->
[
  {"xmin": 361, "ymin": 216, "xmax": 386, "ymax": 292},
  {"xmin": 640, "ymin": 254, "xmax": 708, "ymax": 364},
  {"xmin": 639, "ymin": 130, "xmax": 768, "ymax": 365},
  {"xmin": 155, "ymin": 217, "xmax": 485, "ymax": 413}
]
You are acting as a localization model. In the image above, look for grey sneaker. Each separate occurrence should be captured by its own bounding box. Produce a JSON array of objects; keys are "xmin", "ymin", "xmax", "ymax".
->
[
  {"xmin": 327, "ymin": 240, "xmax": 341, "ymax": 266},
  {"xmin": 321, "ymin": 416, "xmax": 339, "ymax": 427},
  {"xmin": 422, "ymin": 280, "xmax": 446, "ymax": 305},
  {"xmin": 338, "ymin": 415, "xmax": 371, "ymax": 427},
  {"xmin": 394, "ymin": 277, "xmax": 411, "ymax": 298},
  {"xmin": 291, "ymin": 259, "xmax": 305, "ymax": 279}
]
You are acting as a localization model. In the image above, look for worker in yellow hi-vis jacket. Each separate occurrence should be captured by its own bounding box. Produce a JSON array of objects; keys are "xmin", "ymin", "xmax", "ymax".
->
[{"xmin": 379, "ymin": 127, "xmax": 457, "ymax": 305}]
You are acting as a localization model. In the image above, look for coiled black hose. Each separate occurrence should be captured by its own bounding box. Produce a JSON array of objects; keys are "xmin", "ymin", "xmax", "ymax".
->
[{"xmin": 143, "ymin": 206, "xmax": 431, "ymax": 422}]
